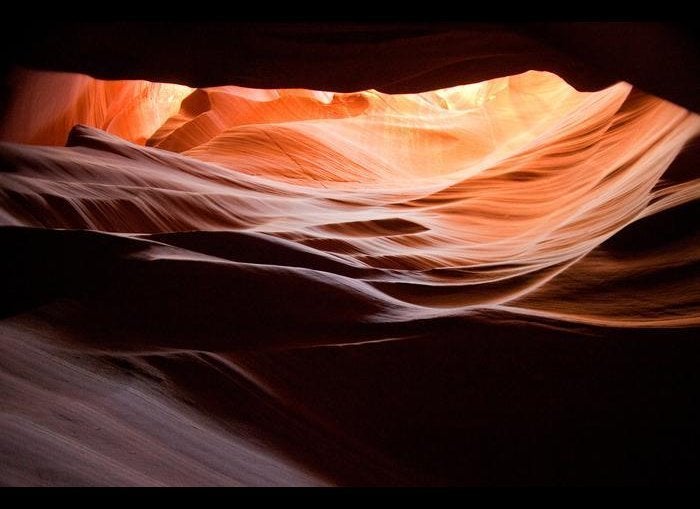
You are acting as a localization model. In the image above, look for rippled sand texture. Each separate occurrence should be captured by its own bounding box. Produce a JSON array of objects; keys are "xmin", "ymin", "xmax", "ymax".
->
[{"xmin": 1, "ymin": 69, "xmax": 699, "ymax": 485}]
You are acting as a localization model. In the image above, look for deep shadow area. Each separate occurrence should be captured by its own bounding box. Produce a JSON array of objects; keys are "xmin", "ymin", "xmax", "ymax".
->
[
  {"xmin": 1, "ymin": 22, "xmax": 698, "ymax": 112},
  {"xmin": 244, "ymin": 322, "xmax": 700, "ymax": 485}
]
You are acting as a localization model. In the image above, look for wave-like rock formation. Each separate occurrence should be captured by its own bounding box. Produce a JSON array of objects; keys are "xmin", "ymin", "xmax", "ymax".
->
[{"xmin": 1, "ymin": 68, "xmax": 699, "ymax": 485}]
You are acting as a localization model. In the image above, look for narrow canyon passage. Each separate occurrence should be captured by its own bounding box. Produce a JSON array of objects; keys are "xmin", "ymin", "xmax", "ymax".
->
[{"xmin": 1, "ymin": 24, "xmax": 699, "ymax": 485}]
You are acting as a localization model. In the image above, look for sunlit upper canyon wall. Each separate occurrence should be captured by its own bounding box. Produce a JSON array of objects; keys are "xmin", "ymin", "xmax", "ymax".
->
[
  {"xmin": 1, "ymin": 66, "xmax": 699, "ymax": 485},
  {"xmin": 2, "ymin": 68, "xmax": 699, "ymax": 327}
]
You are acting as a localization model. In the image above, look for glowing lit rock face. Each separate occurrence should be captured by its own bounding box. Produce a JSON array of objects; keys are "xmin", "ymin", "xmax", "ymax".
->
[
  {"xmin": 0, "ymin": 70, "xmax": 193, "ymax": 146},
  {"xmin": 1, "ymin": 68, "xmax": 699, "ymax": 329}
]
